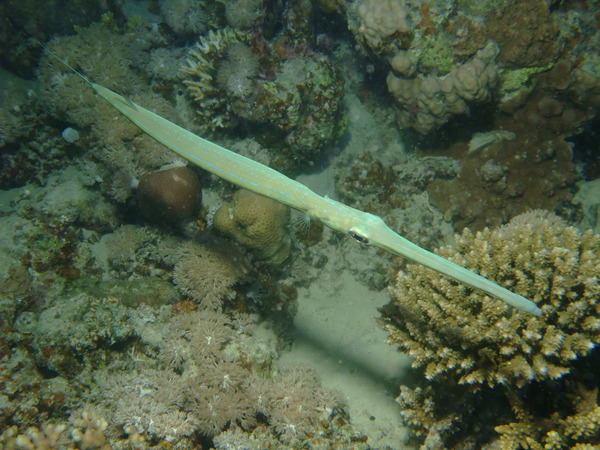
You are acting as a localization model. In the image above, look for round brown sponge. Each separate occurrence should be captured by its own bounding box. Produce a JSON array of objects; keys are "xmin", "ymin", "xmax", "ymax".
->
[{"xmin": 137, "ymin": 166, "xmax": 201, "ymax": 224}]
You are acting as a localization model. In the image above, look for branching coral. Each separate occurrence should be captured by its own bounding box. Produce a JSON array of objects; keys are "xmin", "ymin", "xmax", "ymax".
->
[
  {"xmin": 382, "ymin": 210, "xmax": 600, "ymax": 388},
  {"xmin": 213, "ymin": 189, "xmax": 291, "ymax": 266},
  {"xmin": 382, "ymin": 211, "xmax": 600, "ymax": 447}
]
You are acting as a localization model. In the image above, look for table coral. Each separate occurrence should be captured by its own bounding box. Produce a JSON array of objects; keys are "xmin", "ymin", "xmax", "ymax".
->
[
  {"xmin": 214, "ymin": 189, "xmax": 291, "ymax": 266},
  {"xmin": 381, "ymin": 210, "xmax": 600, "ymax": 388}
]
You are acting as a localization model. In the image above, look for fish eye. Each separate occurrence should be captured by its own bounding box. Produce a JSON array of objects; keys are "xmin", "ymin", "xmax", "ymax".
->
[{"xmin": 349, "ymin": 230, "xmax": 368, "ymax": 244}]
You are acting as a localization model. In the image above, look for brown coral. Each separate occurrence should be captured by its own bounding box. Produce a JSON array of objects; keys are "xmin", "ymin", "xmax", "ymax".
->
[
  {"xmin": 427, "ymin": 132, "xmax": 577, "ymax": 231},
  {"xmin": 487, "ymin": 0, "xmax": 560, "ymax": 68},
  {"xmin": 381, "ymin": 211, "xmax": 600, "ymax": 387},
  {"xmin": 213, "ymin": 189, "xmax": 291, "ymax": 265}
]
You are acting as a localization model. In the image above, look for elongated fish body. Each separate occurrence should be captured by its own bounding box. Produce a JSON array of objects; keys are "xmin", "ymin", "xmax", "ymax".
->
[
  {"xmin": 35, "ymin": 36, "xmax": 542, "ymax": 317},
  {"xmin": 91, "ymin": 83, "xmax": 541, "ymax": 316}
]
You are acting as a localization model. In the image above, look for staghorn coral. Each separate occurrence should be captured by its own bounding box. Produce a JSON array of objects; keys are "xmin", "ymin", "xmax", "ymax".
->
[
  {"xmin": 214, "ymin": 189, "xmax": 291, "ymax": 266},
  {"xmin": 172, "ymin": 240, "xmax": 251, "ymax": 309},
  {"xmin": 382, "ymin": 210, "xmax": 600, "ymax": 388}
]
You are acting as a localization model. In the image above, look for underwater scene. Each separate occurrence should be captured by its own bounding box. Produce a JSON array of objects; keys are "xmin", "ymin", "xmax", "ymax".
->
[{"xmin": 0, "ymin": 0, "xmax": 599, "ymax": 448}]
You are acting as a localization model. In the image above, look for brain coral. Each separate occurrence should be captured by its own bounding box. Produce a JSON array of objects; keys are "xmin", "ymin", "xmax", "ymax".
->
[
  {"xmin": 214, "ymin": 189, "xmax": 291, "ymax": 266},
  {"xmin": 381, "ymin": 210, "xmax": 600, "ymax": 387}
]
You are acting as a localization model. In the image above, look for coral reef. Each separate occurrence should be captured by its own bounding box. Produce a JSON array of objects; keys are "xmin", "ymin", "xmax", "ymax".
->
[
  {"xmin": 382, "ymin": 210, "xmax": 599, "ymax": 387},
  {"xmin": 2, "ymin": 1, "xmax": 598, "ymax": 449},
  {"xmin": 181, "ymin": 25, "xmax": 345, "ymax": 168},
  {"xmin": 37, "ymin": 20, "xmax": 187, "ymax": 204},
  {"xmin": 387, "ymin": 43, "xmax": 500, "ymax": 134},
  {"xmin": 336, "ymin": 0, "xmax": 599, "ymax": 136},
  {"xmin": 214, "ymin": 189, "xmax": 292, "ymax": 266},
  {"xmin": 427, "ymin": 58, "xmax": 590, "ymax": 232},
  {"xmin": 381, "ymin": 210, "xmax": 600, "ymax": 447}
]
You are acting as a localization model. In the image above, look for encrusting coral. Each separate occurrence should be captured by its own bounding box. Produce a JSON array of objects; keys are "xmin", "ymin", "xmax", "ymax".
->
[
  {"xmin": 214, "ymin": 189, "xmax": 292, "ymax": 266},
  {"xmin": 381, "ymin": 210, "xmax": 600, "ymax": 388}
]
